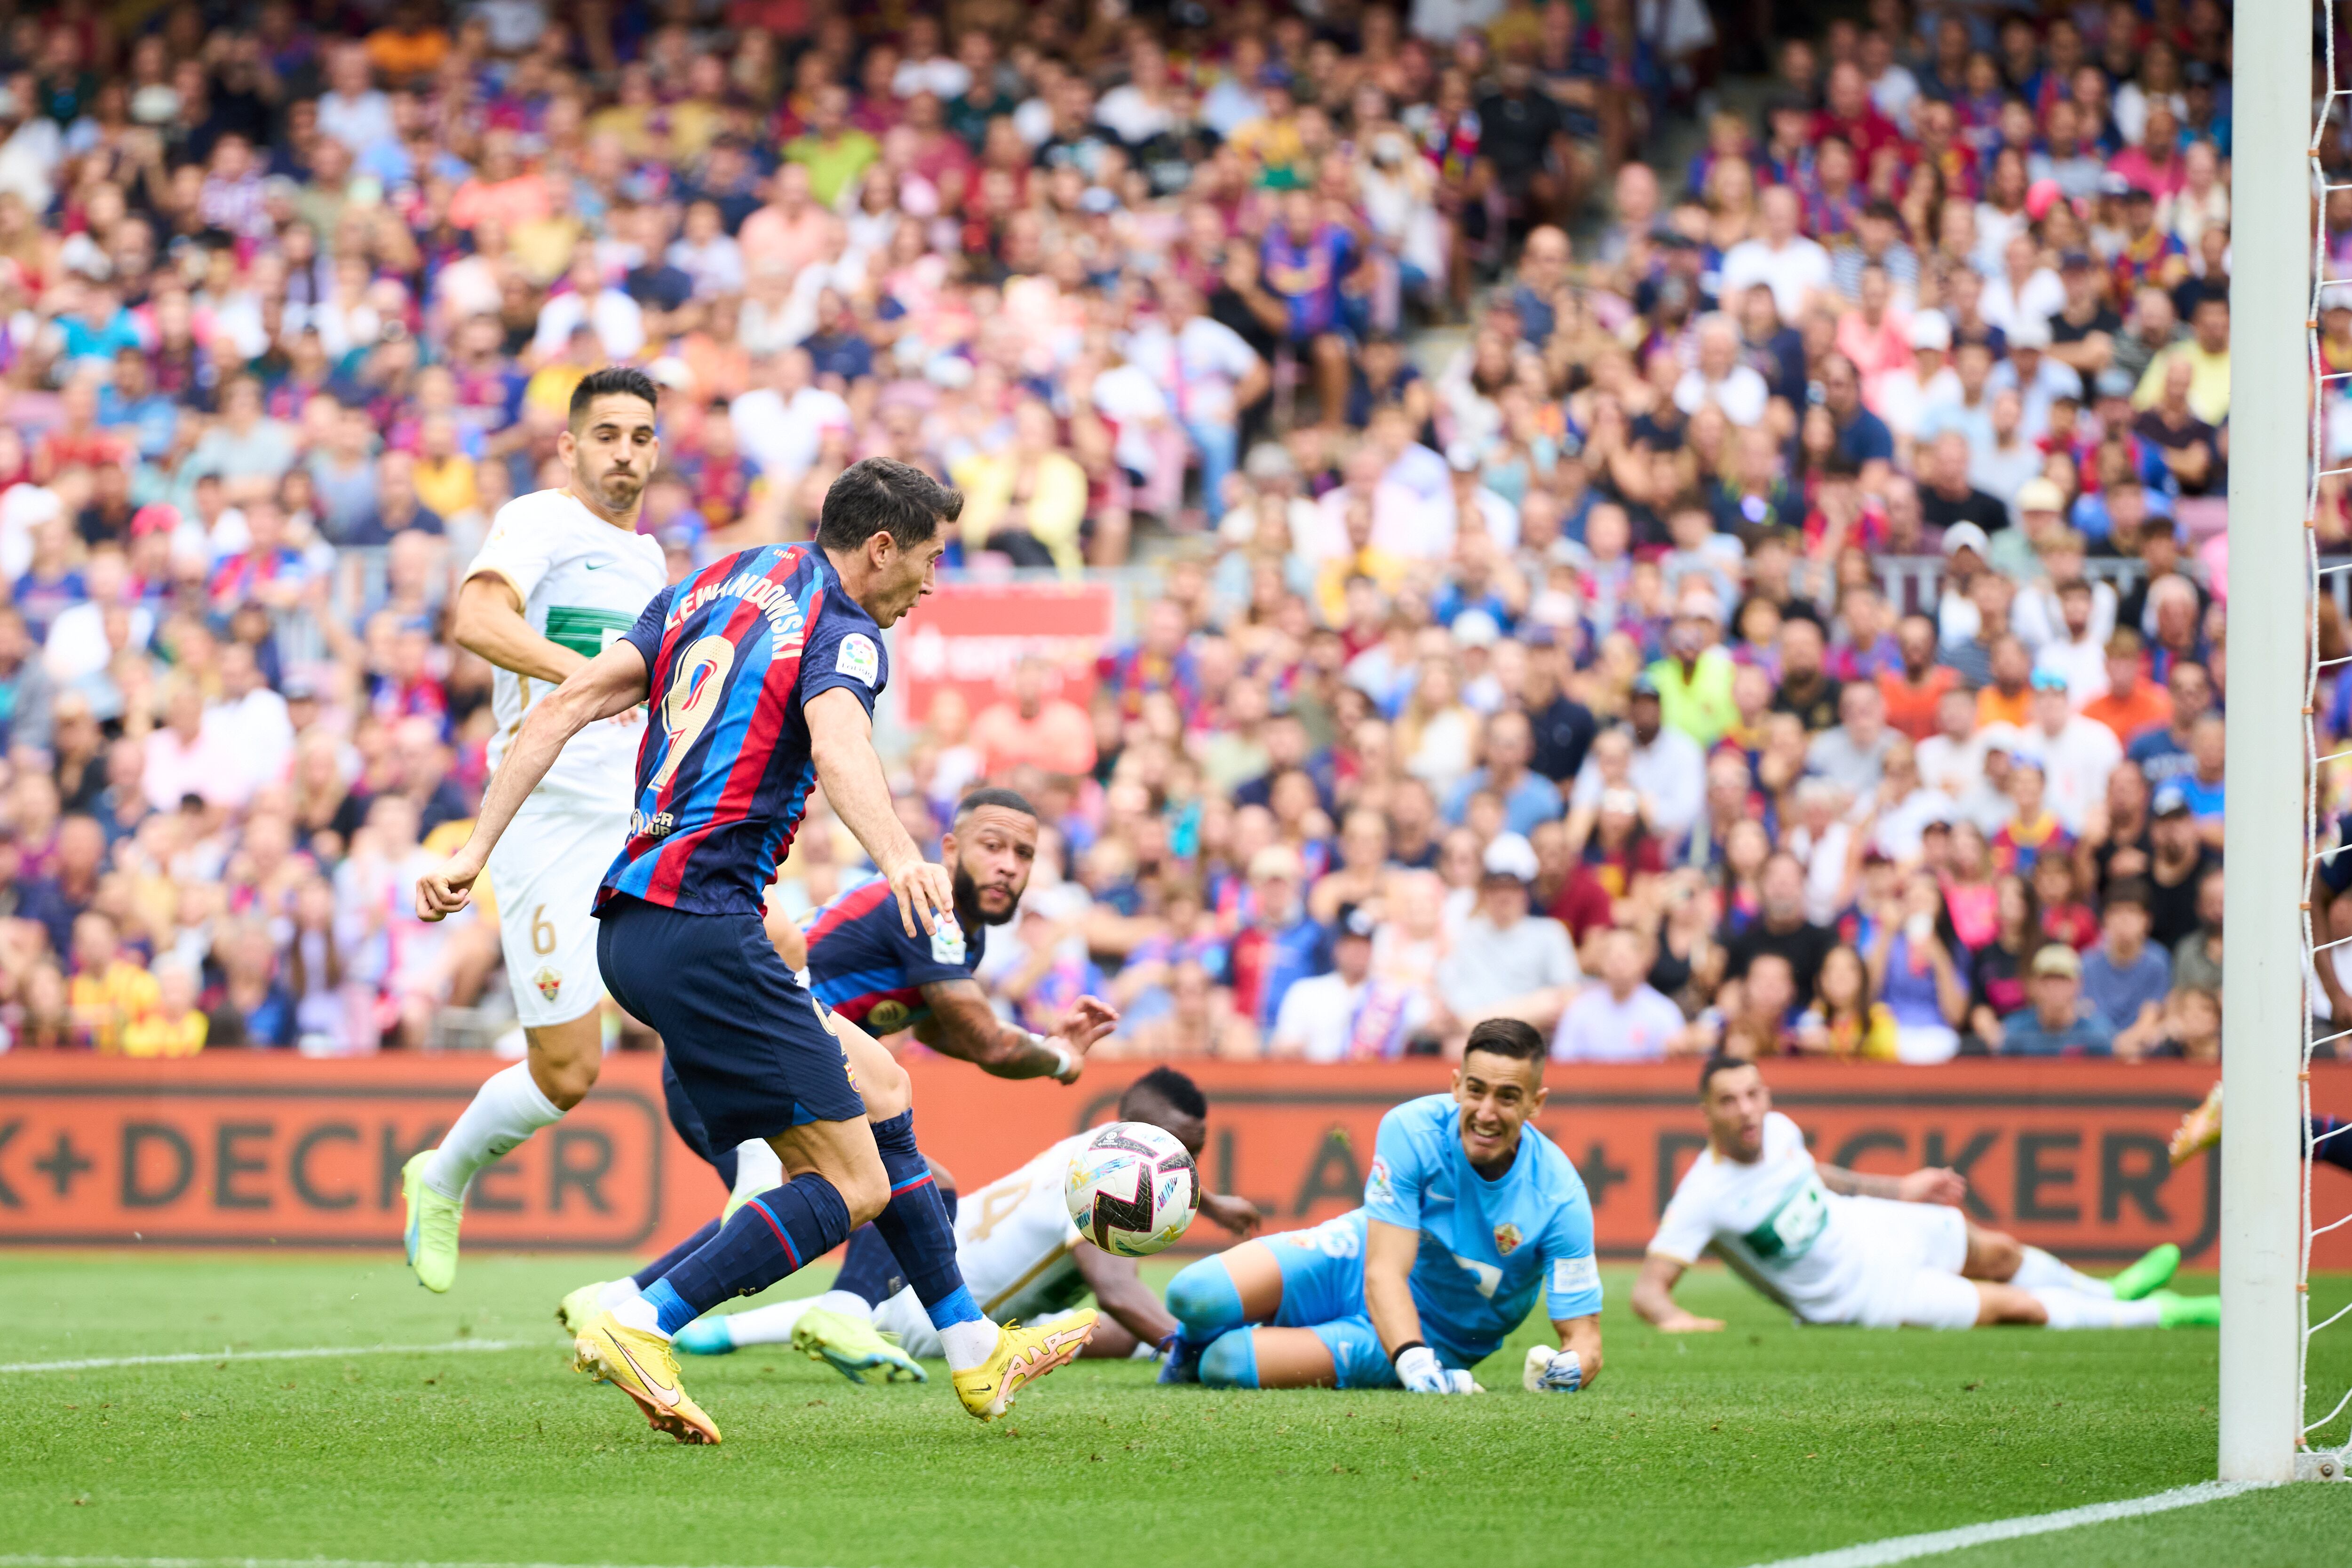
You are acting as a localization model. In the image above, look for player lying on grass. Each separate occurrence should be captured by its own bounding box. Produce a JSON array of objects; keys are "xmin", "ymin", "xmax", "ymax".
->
[
  {"xmin": 1160, "ymin": 1018, "xmax": 1603, "ymax": 1394},
  {"xmin": 556, "ymin": 785, "xmax": 1120, "ymax": 1358},
  {"xmin": 415, "ymin": 458, "xmax": 1093, "ymax": 1443},
  {"xmin": 666, "ymin": 1067, "xmax": 1264, "ymax": 1373},
  {"xmin": 1632, "ymin": 1057, "xmax": 2215, "ymax": 1334},
  {"xmin": 399, "ymin": 368, "xmax": 671, "ymax": 1295}
]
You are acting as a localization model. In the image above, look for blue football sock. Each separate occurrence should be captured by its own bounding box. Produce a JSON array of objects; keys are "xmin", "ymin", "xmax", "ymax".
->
[
  {"xmin": 829, "ymin": 1222, "xmax": 900, "ymax": 1307},
  {"xmin": 867, "ymin": 1110, "xmax": 980, "ymax": 1329},
  {"xmin": 1199, "ymin": 1330, "xmax": 1261, "ymax": 1389},
  {"xmin": 1165, "ymin": 1256, "xmax": 1249, "ymax": 1339},
  {"xmin": 651, "ymin": 1175, "xmax": 852, "ymax": 1332},
  {"xmin": 632, "ymin": 1218, "xmax": 721, "ymax": 1292},
  {"xmin": 2316, "ymin": 1116, "xmax": 2352, "ymax": 1177}
]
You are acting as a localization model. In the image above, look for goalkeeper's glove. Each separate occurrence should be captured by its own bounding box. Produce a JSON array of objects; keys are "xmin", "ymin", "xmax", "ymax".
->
[
  {"xmin": 1395, "ymin": 1343, "xmax": 1479, "ymax": 1394},
  {"xmin": 1521, "ymin": 1344, "xmax": 1584, "ymax": 1393}
]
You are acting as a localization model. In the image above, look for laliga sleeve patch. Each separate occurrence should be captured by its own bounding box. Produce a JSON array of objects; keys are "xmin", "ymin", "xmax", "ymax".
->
[
  {"xmin": 1551, "ymin": 1255, "xmax": 1601, "ymax": 1297},
  {"xmin": 1365, "ymin": 1155, "xmax": 1394, "ymax": 1205},
  {"xmin": 835, "ymin": 632, "xmax": 880, "ymax": 686},
  {"xmin": 929, "ymin": 918, "xmax": 967, "ymax": 965}
]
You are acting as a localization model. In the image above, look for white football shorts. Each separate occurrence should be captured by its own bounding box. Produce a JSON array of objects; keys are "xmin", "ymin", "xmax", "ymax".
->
[
  {"xmin": 486, "ymin": 798, "xmax": 632, "ymax": 1028},
  {"xmin": 1847, "ymin": 1196, "xmax": 1980, "ymax": 1331}
]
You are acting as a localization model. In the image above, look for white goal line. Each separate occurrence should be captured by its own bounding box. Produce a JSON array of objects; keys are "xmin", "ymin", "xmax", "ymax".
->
[
  {"xmin": 0, "ymin": 1339, "xmax": 543, "ymax": 1374},
  {"xmin": 1737, "ymin": 1480, "xmax": 2276, "ymax": 1568}
]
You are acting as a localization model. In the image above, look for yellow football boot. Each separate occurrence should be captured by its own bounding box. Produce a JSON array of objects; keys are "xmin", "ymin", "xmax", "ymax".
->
[
  {"xmin": 556, "ymin": 1280, "xmax": 618, "ymax": 1334},
  {"xmin": 950, "ymin": 1311, "xmax": 1097, "ymax": 1421},
  {"xmin": 571, "ymin": 1310, "xmax": 721, "ymax": 1445},
  {"xmin": 400, "ymin": 1152, "xmax": 462, "ymax": 1293}
]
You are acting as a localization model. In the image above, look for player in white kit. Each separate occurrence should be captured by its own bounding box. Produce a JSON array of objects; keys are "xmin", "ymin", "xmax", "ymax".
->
[
  {"xmin": 398, "ymin": 369, "xmax": 670, "ymax": 1292},
  {"xmin": 1630, "ymin": 1058, "xmax": 2214, "ymax": 1332},
  {"xmin": 671, "ymin": 1068, "xmax": 1263, "ymax": 1367}
]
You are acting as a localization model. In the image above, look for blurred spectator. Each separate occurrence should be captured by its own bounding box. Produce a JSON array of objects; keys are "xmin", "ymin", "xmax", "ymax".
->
[{"xmin": 1999, "ymin": 943, "xmax": 2117, "ymax": 1057}]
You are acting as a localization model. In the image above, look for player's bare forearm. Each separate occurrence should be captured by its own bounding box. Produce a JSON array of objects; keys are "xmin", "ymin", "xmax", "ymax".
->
[
  {"xmin": 1820, "ymin": 1163, "xmax": 1965, "ymax": 1204},
  {"xmin": 807, "ymin": 687, "xmax": 952, "ymax": 936},
  {"xmin": 453, "ymin": 573, "xmax": 587, "ymax": 685},
  {"xmin": 415, "ymin": 640, "xmax": 651, "ymax": 920},
  {"xmin": 1555, "ymin": 1314, "xmax": 1603, "ymax": 1387},
  {"xmin": 1073, "ymin": 1241, "xmax": 1178, "ymax": 1348},
  {"xmin": 1632, "ymin": 1252, "xmax": 1722, "ymax": 1331},
  {"xmin": 1363, "ymin": 1218, "xmax": 1427, "ymax": 1354},
  {"xmin": 917, "ymin": 979, "xmax": 1072, "ymax": 1078}
]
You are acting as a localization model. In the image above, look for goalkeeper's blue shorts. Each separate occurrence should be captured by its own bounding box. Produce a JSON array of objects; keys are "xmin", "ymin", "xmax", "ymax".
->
[{"xmin": 1263, "ymin": 1210, "xmax": 1477, "ymax": 1389}]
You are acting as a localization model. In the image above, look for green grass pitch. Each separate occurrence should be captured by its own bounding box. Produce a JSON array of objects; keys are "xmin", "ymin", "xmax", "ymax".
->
[{"xmin": 2, "ymin": 1254, "xmax": 2349, "ymax": 1568}]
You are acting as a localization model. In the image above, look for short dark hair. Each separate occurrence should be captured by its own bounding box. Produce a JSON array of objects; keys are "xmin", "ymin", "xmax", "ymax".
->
[
  {"xmin": 1463, "ymin": 1017, "xmax": 1546, "ymax": 1063},
  {"xmin": 2106, "ymin": 877, "xmax": 2155, "ymax": 912},
  {"xmin": 1698, "ymin": 1052, "xmax": 1757, "ymax": 1096},
  {"xmin": 954, "ymin": 786, "xmax": 1038, "ymax": 825},
  {"xmin": 1120, "ymin": 1065, "xmax": 1207, "ymax": 1122},
  {"xmin": 568, "ymin": 366, "xmax": 660, "ymax": 429},
  {"xmin": 818, "ymin": 456, "xmax": 963, "ymax": 554}
]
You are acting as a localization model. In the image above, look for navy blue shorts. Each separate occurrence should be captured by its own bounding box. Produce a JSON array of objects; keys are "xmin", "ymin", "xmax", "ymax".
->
[{"xmin": 597, "ymin": 894, "xmax": 866, "ymax": 1148}]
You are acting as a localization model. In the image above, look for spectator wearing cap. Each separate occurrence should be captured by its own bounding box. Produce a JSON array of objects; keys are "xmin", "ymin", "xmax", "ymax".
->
[
  {"xmin": 1934, "ymin": 523, "xmax": 1995, "ymax": 646},
  {"xmin": 1226, "ymin": 845, "xmax": 1331, "ymax": 1035},
  {"xmin": 1873, "ymin": 308, "xmax": 1956, "ymax": 442},
  {"xmin": 2141, "ymin": 783, "xmax": 2217, "ymax": 948},
  {"xmin": 1269, "ymin": 907, "xmax": 1428, "ymax": 1062},
  {"xmin": 2081, "ymin": 629, "xmax": 2173, "ymax": 745},
  {"xmin": 1645, "ymin": 592, "xmax": 1739, "ymax": 749},
  {"xmin": 2020, "ymin": 669, "xmax": 2123, "ymax": 836},
  {"xmin": 2047, "ymin": 251, "xmax": 2123, "ymax": 378},
  {"xmin": 1443, "ymin": 709, "xmax": 1563, "ymax": 838},
  {"xmin": 1987, "ymin": 313, "xmax": 2083, "ymax": 444},
  {"xmin": 1986, "ymin": 477, "xmax": 2067, "ymax": 580},
  {"xmin": 1553, "ymin": 926, "xmax": 1690, "ymax": 1062},
  {"xmin": 1998, "ymin": 943, "xmax": 2117, "ymax": 1057},
  {"xmin": 1434, "ymin": 831, "xmax": 1581, "ymax": 1036},
  {"xmin": 1573, "ymin": 676, "xmax": 1705, "ymax": 843},
  {"xmin": 2081, "ymin": 878, "xmax": 2173, "ymax": 1050}
]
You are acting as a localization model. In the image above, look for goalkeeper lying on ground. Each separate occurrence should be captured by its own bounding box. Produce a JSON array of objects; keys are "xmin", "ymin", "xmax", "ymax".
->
[
  {"xmin": 1159, "ymin": 1018, "xmax": 1602, "ymax": 1394},
  {"xmin": 1631, "ymin": 1057, "xmax": 2216, "ymax": 1333}
]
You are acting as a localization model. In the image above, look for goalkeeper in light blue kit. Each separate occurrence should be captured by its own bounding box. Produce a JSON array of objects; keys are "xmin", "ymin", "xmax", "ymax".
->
[{"xmin": 1159, "ymin": 1018, "xmax": 1602, "ymax": 1394}]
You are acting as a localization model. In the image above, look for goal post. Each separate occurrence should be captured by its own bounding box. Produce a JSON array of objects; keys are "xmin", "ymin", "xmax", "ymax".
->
[{"xmin": 2218, "ymin": 0, "xmax": 2312, "ymax": 1486}]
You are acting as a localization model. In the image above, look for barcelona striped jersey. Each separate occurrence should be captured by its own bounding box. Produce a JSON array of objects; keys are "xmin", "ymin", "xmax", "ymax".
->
[
  {"xmin": 802, "ymin": 877, "xmax": 985, "ymax": 1034},
  {"xmin": 598, "ymin": 544, "xmax": 886, "ymax": 917}
]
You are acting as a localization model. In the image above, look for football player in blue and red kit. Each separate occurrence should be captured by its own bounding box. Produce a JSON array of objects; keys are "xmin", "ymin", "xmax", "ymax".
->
[{"xmin": 416, "ymin": 457, "xmax": 1095, "ymax": 1443}]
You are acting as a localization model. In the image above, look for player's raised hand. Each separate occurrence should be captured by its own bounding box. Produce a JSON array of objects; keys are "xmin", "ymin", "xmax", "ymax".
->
[
  {"xmin": 886, "ymin": 857, "xmax": 957, "ymax": 938},
  {"xmin": 414, "ymin": 852, "xmax": 484, "ymax": 922},
  {"xmin": 1200, "ymin": 1191, "xmax": 1264, "ymax": 1236},
  {"xmin": 1059, "ymin": 995, "xmax": 1120, "ymax": 1053},
  {"xmin": 1898, "ymin": 1166, "xmax": 1967, "ymax": 1206}
]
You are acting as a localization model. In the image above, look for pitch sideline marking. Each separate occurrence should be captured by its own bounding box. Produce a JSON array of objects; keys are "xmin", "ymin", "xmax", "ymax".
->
[
  {"xmin": 0, "ymin": 1340, "xmax": 542, "ymax": 1374},
  {"xmin": 0, "ymin": 1560, "xmax": 833, "ymax": 1568},
  {"xmin": 1739, "ymin": 1480, "xmax": 2277, "ymax": 1568}
]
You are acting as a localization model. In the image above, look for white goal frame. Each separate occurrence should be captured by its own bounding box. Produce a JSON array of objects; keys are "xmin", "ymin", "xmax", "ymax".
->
[{"xmin": 2224, "ymin": 0, "xmax": 2339, "ymax": 1485}]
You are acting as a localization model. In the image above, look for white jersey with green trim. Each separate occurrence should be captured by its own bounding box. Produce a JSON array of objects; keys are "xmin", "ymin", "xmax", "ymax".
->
[
  {"xmin": 1646, "ymin": 1110, "xmax": 1877, "ymax": 1321},
  {"xmin": 466, "ymin": 486, "xmax": 667, "ymax": 809},
  {"xmin": 951, "ymin": 1133, "xmax": 1094, "ymax": 1324}
]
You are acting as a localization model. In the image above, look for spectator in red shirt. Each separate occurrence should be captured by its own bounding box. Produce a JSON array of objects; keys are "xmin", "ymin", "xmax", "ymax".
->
[{"xmin": 1878, "ymin": 613, "xmax": 1960, "ymax": 741}]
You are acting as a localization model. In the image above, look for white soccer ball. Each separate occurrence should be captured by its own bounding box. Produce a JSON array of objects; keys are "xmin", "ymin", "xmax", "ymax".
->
[{"xmin": 1064, "ymin": 1121, "xmax": 1201, "ymax": 1258}]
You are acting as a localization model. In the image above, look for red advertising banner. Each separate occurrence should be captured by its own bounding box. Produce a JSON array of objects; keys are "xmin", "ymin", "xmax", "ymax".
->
[
  {"xmin": 892, "ymin": 580, "xmax": 1116, "ymax": 728},
  {"xmin": 0, "ymin": 1055, "xmax": 2344, "ymax": 1269}
]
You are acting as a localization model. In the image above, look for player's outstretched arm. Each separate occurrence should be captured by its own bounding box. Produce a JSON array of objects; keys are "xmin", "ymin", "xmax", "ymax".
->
[
  {"xmin": 452, "ymin": 573, "xmax": 588, "ymax": 684},
  {"xmin": 415, "ymin": 639, "xmax": 652, "ymax": 922},
  {"xmin": 1199, "ymin": 1192, "xmax": 1264, "ymax": 1235},
  {"xmin": 1818, "ymin": 1163, "xmax": 1966, "ymax": 1205},
  {"xmin": 1071, "ymin": 1238, "xmax": 1177, "ymax": 1355},
  {"xmin": 1365, "ymin": 1217, "xmax": 1475, "ymax": 1393},
  {"xmin": 913, "ymin": 979, "xmax": 1119, "ymax": 1083},
  {"xmin": 1630, "ymin": 1251, "xmax": 1724, "ymax": 1333},
  {"xmin": 807, "ymin": 686, "xmax": 954, "ymax": 938}
]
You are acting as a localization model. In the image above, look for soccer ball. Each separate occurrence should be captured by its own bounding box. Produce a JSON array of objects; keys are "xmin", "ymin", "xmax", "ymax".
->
[{"xmin": 1064, "ymin": 1121, "xmax": 1201, "ymax": 1257}]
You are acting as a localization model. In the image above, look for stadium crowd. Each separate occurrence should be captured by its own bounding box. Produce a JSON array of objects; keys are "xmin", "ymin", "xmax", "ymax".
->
[{"xmin": 0, "ymin": 0, "xmax": 2275, "ymax": 1065}]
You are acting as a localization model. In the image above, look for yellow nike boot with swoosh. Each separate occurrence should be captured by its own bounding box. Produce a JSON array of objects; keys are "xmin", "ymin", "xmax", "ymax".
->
[
  {"xmin": 950, "ymin": 1311, "xmax": 1097, "ymax": 1420},
  {"xmin": 572, "ymin": 1310, "xmax": 721, "ymax": 1444}
]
